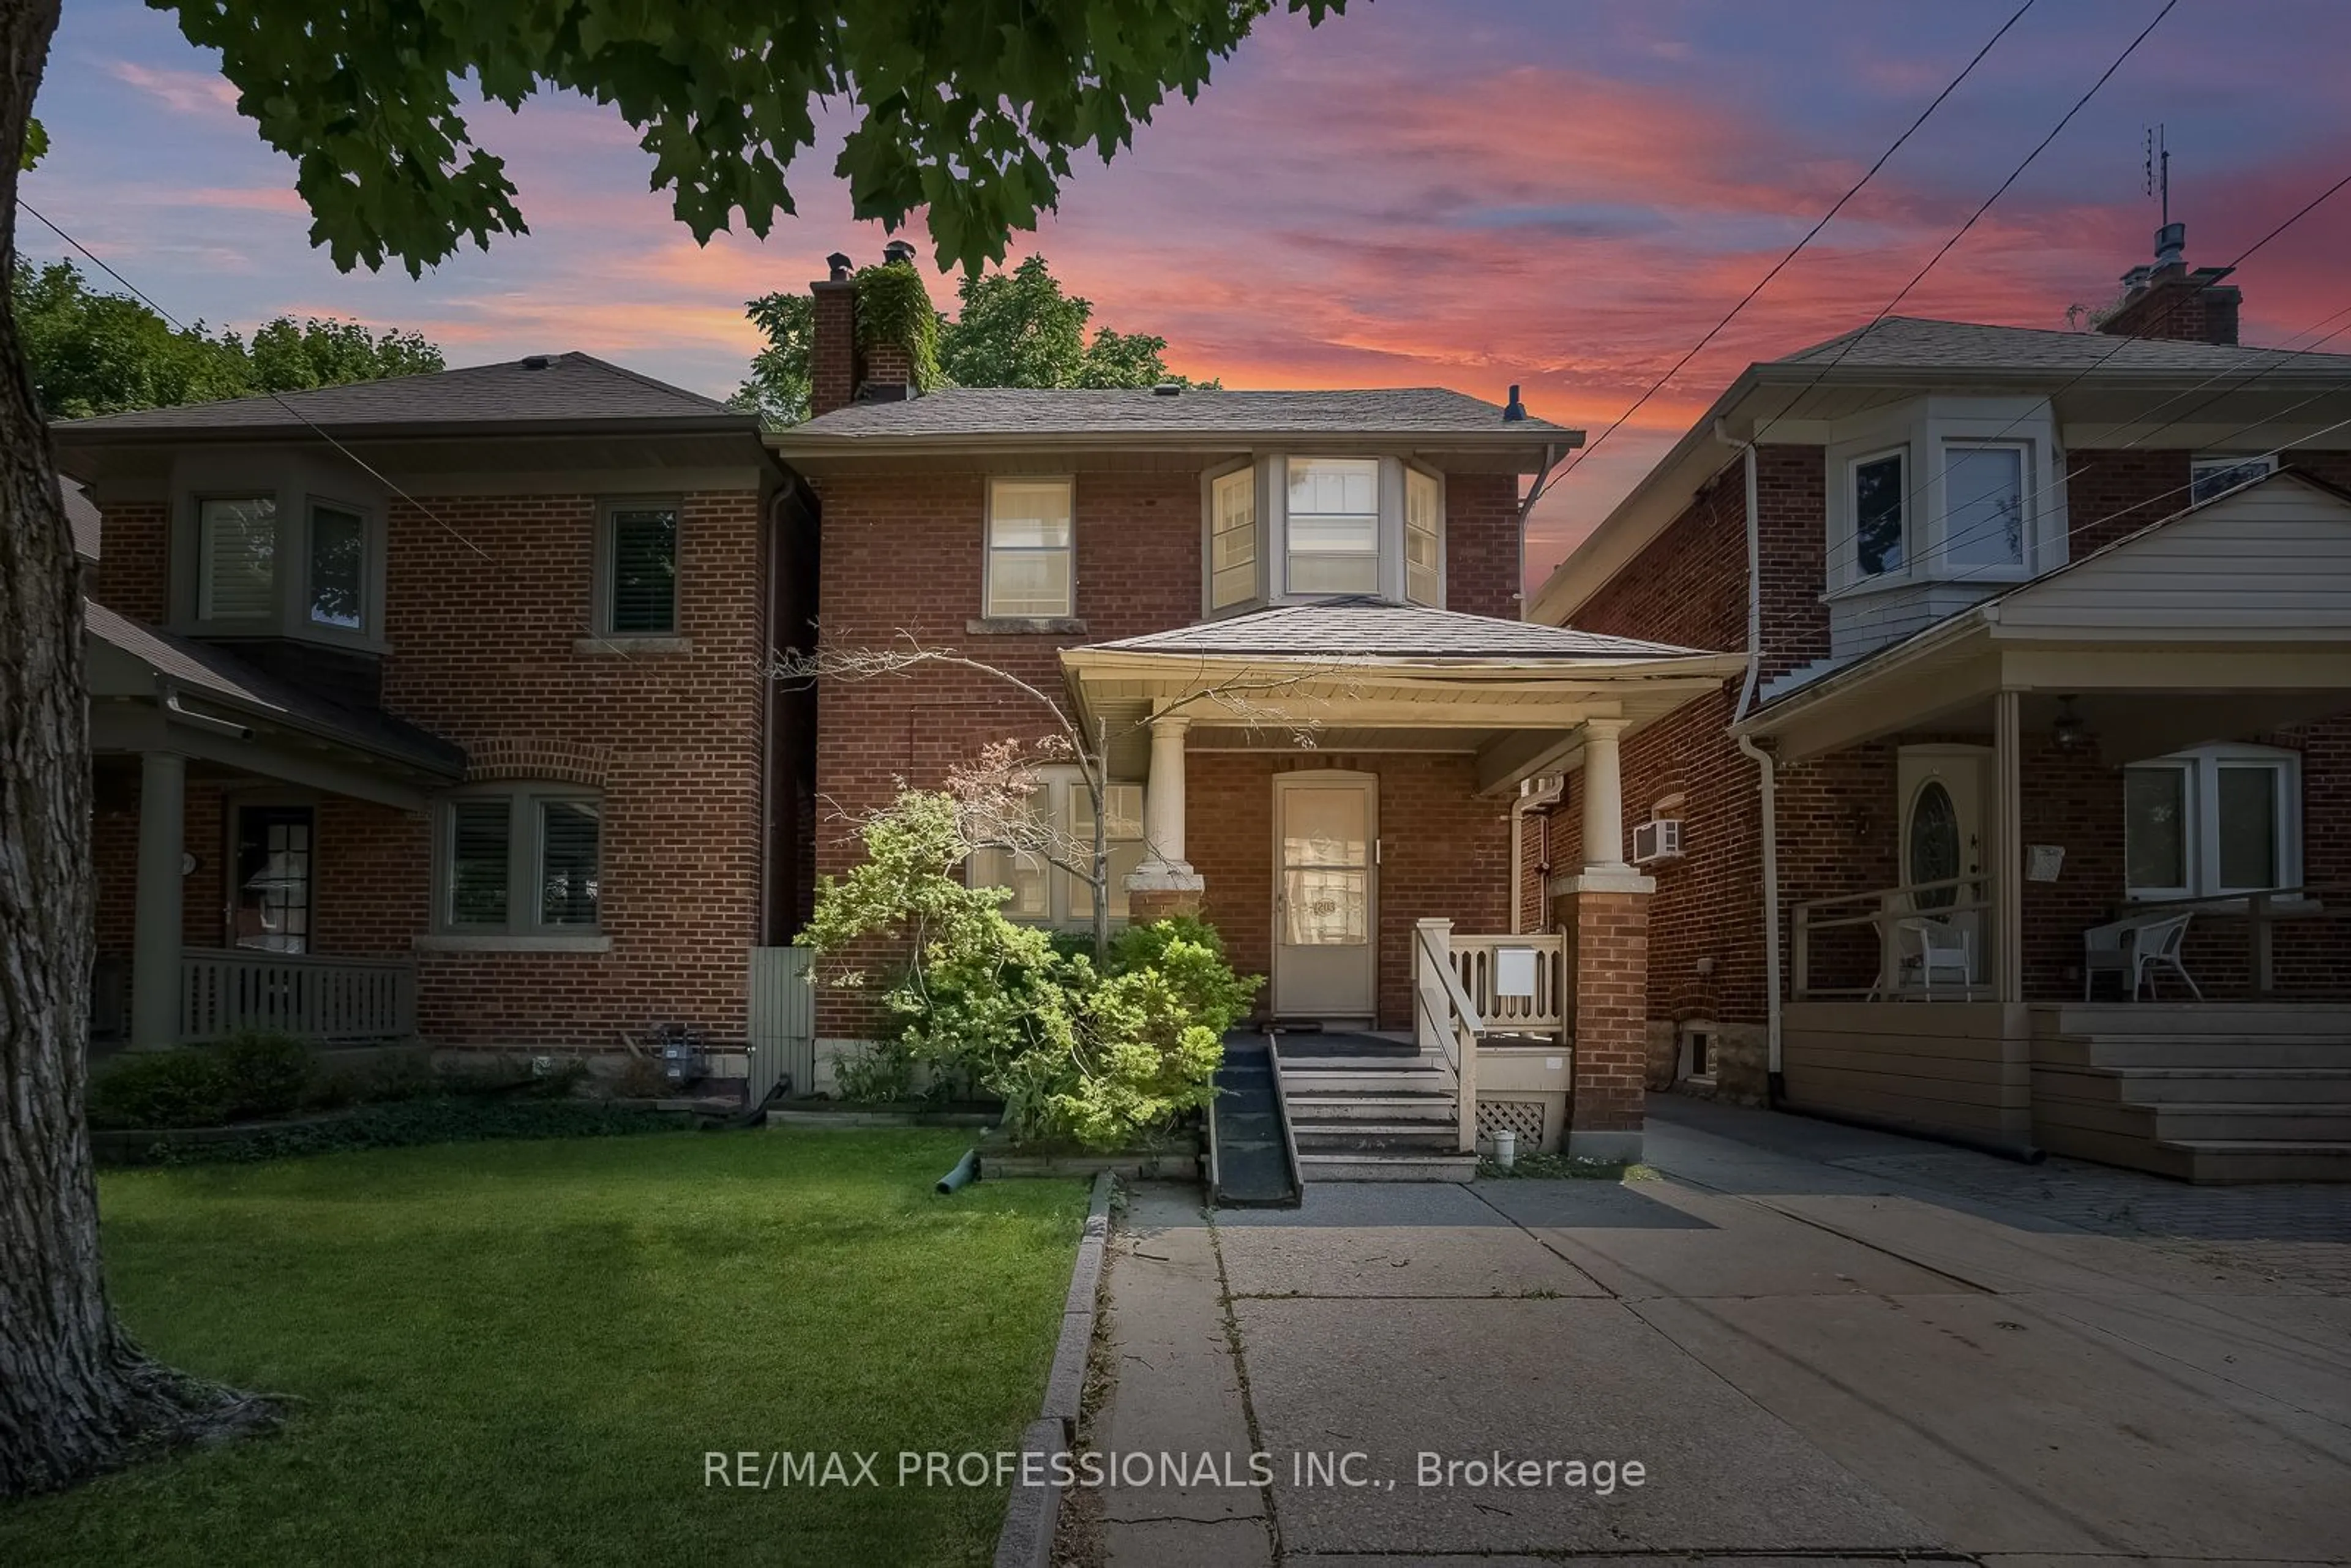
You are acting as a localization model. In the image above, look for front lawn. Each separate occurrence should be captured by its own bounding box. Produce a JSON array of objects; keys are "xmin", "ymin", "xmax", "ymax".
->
[{"xmin": 0, "ymin": 1131, "xmax": 1086, "ymax": 1567}]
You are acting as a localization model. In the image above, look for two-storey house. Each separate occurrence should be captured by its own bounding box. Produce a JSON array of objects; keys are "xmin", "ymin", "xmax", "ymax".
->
[
  {"xmin": 1530, "ymin": 227, "xmax": 2351, "ymax": 1181},
  {"xmin": 56, "ymin": 356, "xmax": 817, "ymax": 1080},
  {"xmin": 773, "ymin": 255, "xmax": 1742, "ymax": 1166}
]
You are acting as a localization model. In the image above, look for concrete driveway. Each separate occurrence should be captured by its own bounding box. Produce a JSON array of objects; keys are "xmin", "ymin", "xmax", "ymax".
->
[{"xmin": 1083, "ymin": 1095, "xmax": 2351, "ymax": 1567}]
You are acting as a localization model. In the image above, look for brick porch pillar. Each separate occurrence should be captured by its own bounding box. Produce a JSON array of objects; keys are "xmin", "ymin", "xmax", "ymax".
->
[
  {"xmin": 1553, "ymin": 718, "xmax": 1652, "ymax": 1160},
  {"xmin": 1125, "ymin": 713, "xmax": 1203, "ymax": 922}
]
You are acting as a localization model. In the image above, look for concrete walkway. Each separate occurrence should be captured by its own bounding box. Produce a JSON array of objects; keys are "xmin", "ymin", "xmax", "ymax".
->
[{"xmin": 1086, "ymin": 1095, "xmax": 2351, "ymax": 1566}]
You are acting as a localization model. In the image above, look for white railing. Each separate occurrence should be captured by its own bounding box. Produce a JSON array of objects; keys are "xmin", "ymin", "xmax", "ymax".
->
[
  {"xmin": 1412, "ymin": 918, "xmax": 1480, "ymax": 1154},
  {"xmin": 1790, "ymin": 874, "xmax": 1995, "ymax": 1002},
  {"xmin": 180, "ymin": 948, "xmax": 415, "ymax": 1042},
  {"xmin": 1447, "ymin": 932, "xmax": 1565, "ymax": 1038}
]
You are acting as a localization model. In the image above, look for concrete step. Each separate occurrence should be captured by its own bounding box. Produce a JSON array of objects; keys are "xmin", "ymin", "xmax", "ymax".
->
[
  {"xmin": 2034, "ymin": 1065, "xmax": 2351, "ymax": 1105},
  {"xmin": 1292, "ymin": 1125, "xmax": 1464, "ymax": 1155},
  {"xmin": 1283, "ymin": 1092, "xmax": 1457, "ymax": 1122},
  {"xmin": 1280, "ymin": 1069, "xmax": 1454, "ymax": 1096},
  {"xmin": 2152, "ymin": 1102, "xmax": 2351, "ymax": 1142},
  {"xmin": 2160, "ymin": 1139, "xmax": 2351, "ymax": 1183},
  {"xmin": 1297, "ymin": 1151, "xmax": 1479, "ymax": 1182}
]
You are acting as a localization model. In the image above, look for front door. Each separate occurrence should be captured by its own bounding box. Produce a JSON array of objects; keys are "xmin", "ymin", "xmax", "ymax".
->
[
  {"xmin": 1272, "ymin": 773, "xmax": 1376, "ymax": 1021},
  {"xmin": 234, "ymin": 805, "xmax": 314, "ymax": 954},
  {"xmin": 1895, "ymin": 746, "xmax": 1987, "ymax": 986}
]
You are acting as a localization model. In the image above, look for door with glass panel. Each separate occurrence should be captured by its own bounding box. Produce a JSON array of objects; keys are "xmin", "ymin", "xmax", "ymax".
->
[
  {"xmin": 1272, "ymin": 773, "xmax": 1376, "ymax": 1020},
  {"xmin": 234, "ymin": 805, "xmax": 314, "ymax": 953},
  {"xmin": 1894, "ymin": 746, "xmax": 1987, "ymax": 989}
]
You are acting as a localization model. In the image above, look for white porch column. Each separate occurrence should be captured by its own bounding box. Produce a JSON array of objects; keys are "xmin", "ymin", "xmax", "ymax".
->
[
  {"xmin": 1139, "ymin": 712, "xmax": 1193, "ymax": 873},
  {"xmin": 1993, "ymin": 689, "xmax": 2023, "ymax": 1003},
  {"xmin": 130, "ymin": 748, "xmax": 186, "ymax": 1050},
  {"xmin": 1579, "ymin": 717, "xmax": 1630, "ymax": 871},
  {"xmin": 1126, "ymin": 712, "xmax": 1204, "ymax": 921}
]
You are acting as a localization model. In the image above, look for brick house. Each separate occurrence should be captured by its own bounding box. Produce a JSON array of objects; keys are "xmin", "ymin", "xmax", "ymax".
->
[
  {"xmin": 55, "ymin": 354, "xmax": 818, "ymax": 1080},
  {"xmin": 773, "ymin": 256, "xmax": 1742, "ymax": 1165},
  {"xmin": 1529, "ymin": 228, "xmax": 2351, "ymax": 1180}
]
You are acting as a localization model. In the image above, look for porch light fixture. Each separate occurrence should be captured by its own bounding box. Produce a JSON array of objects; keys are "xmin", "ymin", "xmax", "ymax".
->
[{"xmin": 2052, "ymin": 696, "xmax": 2093, "ymax": 755}]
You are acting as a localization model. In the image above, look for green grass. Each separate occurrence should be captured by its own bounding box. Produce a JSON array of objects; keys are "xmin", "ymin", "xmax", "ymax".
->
[{"xmin": 0, "ymin": 1131, "xmax": 1086, "ymax": 1568}]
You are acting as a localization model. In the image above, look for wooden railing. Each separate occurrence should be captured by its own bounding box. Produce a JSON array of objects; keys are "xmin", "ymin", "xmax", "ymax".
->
[
  {"xmin": 1412, "ymin": 918, "xmax": 1480, "ymax": 1154},
  {"xmin": 1447, "ymin": 932, "xmax": 1565, "ymax": 1037},
  {"xmin": 2103, "ymin": 885, "xmax": 2350, "ymax": 999},
  {"xmin": 1791, "ymin": 874, "xmax": 1995, "ymax": 1001},
  {"xmin": 180, "ymin": 948, "xmax": 415, "ymax": 1043}
]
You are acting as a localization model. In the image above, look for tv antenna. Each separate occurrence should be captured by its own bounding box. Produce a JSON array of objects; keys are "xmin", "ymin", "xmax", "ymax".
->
[{"xmin": 2145, "ymin": 123, "xmax": 2169, "ymax": 227}]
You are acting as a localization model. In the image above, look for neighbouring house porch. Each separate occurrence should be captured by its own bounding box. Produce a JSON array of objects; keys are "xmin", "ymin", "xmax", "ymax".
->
[
  {"xmin": 1060, "ymin": 601, "xmax": 1745, "ymax": 1164},
  {"xmin": 87, "ymin": 602, "xmax": 461, "ymax": 1049}
]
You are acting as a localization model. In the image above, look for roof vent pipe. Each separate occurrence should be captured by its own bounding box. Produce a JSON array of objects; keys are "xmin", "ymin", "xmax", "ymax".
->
[
  {"xmin": 881, "ymin": 239, "xmax": 918, "ymax": 266},
  {"xmin": 1502, "ymin": 383, "xmax": 1527, "ymax": 422},
  {"xmin": 2154, "ymin": 220, "xmax": 2186, "ymax": 269},
  {"xmin": 825, "ymin": 251, "xmax": 852, "ymax": 281}
]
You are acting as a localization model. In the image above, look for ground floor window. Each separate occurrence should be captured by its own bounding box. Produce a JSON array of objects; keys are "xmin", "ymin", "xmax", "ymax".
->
[
  {"xmin": 2124, "ymin": 743, "xmax": 2299, "ymax": 900},
  {"xmin": 437, "ymin": 787, "xmax": 603, "ymax": 934},
  {"xmin": 964, "ymin": 767, "xmax": 1144, "ymax": 928}
]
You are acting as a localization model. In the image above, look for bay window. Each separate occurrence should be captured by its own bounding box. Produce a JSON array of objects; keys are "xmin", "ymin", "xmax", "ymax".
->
[
  {"xmin": 2124, "ymin": 745, "xmax": 2299, "ymax": 901},
  {"xmin": 1405, "ymin": 467, "xmax": 1443, "ymax": 606},
  {"xmin": 307, "ymin": 503, "xmax": 367, "ymax": 630},
  {"xmin": 198, "ymin": 496, "xmax": 277, "ymax": 620},
  {"xmin": 1284, "ymin": 457, "xmax": 1380, "ymax": 595},
  {"xmin": 1205, "ymin": 455, "xmax": 1447, "ymax": 613},
  {"xmin": 1942, "ymin": 442, "xmax": 2025, "ymax": 569},
  {"xmin": 1210, "ymin": 467, "xmax": 1258, "ymax": 610},
  {"xmin": 964, "ymin": 768, "xmax": 1144, "ymax": 928},
  {"xmin": 1850, "ymin": 450, "xmax": 1905, "ymax": 579},
  {"xmin": 985, "ymin": 478, "xmax": 1074, "ymax": 619}
]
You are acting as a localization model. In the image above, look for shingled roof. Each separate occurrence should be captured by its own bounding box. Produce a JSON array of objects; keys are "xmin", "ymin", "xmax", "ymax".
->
[
  {"xmin": 1774, "ymin": 316, "xmax": 2351, "ymax": 376},
  {"xmin": 53, "ymin": 353, "xmax": 751, "ymax": 438},
  {"xmin": 772, "ymin": 386, "xmax": 1575, "ymax": 448},
  {"xmin": 1085, "ymin": 599, "xmax": 1703, "ymax": 662},
  {"xmin": 85, "ymin": 600, "xmax": 465, "ymax": 776}
]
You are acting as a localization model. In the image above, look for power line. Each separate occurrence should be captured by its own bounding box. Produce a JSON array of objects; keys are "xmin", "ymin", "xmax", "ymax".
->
[{"xmin": 1543, "ymin": 0, "xmax": 2041, "ymax": 490}]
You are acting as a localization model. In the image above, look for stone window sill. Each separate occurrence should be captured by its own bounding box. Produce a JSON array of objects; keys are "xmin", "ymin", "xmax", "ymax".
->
[
  {"xmin": 574, "ymin": 635, "xmax": 692, "ymax": 655},
  {"xmin": 414, "ymin": 934, "xmax": 613, "ymax": 955},
  {"xmin": 967, "ymin": 617, "xmax": 1086, "ymax": 636}
]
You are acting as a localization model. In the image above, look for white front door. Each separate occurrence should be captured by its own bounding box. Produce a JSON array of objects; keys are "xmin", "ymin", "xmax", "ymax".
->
[
  {"xmin": 1896, "ymin": 745, "xmax": 1989, "ymax": 987},
  {"xmin": 1272, "ymin": 773, "xmax": 1377, "ymax": 1021}
]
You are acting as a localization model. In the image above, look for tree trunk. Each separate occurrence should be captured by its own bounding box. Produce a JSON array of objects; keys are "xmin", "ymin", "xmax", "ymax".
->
[{"xmin": 0, "ymin": 0, "xmax": 271, "ymax": 1496}]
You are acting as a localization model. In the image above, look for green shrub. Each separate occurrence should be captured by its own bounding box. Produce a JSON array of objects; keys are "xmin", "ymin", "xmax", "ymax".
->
[
  {"xmin": 88, "ymin": 1050, "xmax": 234, "ymax": 1130},
  {"xmin": 801, "ymin": 789, "xmax": 1262, "ymax": 1150},
  {"xmin": 831, "ymin": 1042, "xmax": 918, "ymax": 1105},
  {"xmin": 210, "ymin": 1031, "xmax": 316, "ymax": 1119},
  {"xmin": 102, "ymin": 1098, "xmax": 689, "ymax": 1166}
]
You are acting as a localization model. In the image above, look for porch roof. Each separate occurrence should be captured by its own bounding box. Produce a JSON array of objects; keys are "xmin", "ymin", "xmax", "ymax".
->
[
  {"xmin": 1061, "ymin": 602, "xmax": 1744, "ymax": 792},
  {"xmin": 86, "ymin": 601, "xmax": 466, "ymax": 805},
  {"xmin": 1734, "ymin": 469, "xmax": 2351, "ymax": 762}
]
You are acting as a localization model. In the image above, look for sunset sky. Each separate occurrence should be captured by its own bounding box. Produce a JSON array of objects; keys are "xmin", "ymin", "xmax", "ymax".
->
[{"xmin": 24, "ymin": 0, "xmax": 2351, "ymax": 583}]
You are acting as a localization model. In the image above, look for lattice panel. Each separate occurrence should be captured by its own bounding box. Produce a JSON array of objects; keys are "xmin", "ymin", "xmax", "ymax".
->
[{"xmin": 1476, "ymin": 1098, "xmax": 1548, "ymax": 1151}]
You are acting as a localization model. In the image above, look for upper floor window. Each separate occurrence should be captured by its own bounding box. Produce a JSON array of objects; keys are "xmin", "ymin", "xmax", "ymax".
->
[
  {"xmin": 1943, "ymin": 442, "xmax": 2026, "ymax": 569},
  {"xmin": 1286, "ymin": 458, "xmax": 1379, "ymax": 595},
  {"xmin": 1206, "ymin": 456, "xmax": 1446, "ymax": 615},
  {"xmin": 1851, "ymin": 450, "xmax": 1905, "ymax": 578},
  {"xmin": 2190, "ymin": 452, "xmax": 2278, "ymax": 506},
  {"xmin": 307, "ymin": 503, "xmax": 366, "ymax": 630},
  {"xmin": 601, "ymin": 501, "xmax": 679, "ymax": 635},
  {"xmin": 964, "ymin": 767, "xmax": 1144, "ymax": 927},
  {"xmin": 985, "ymin": 478, "xmax": 1074, "ymax": 619},
  {"xmin": 198, "ymin": 496, "xmax": 277, "ymax": 620},
  {"xmin": 2125, "ymin": 744, "xmax": 2300, "ymax": 901},
  {"xmin": 439, "ymin": 786, "xmax": 603, "ymax": 934},
  {"xmin": 1827, "ymin": 398, "xmax": 2059, "ymax": 593}
]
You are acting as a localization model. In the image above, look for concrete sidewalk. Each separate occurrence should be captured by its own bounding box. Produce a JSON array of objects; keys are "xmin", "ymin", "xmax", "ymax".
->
[{"xmin": 1084, "ymin": 1096, "xmax": 2351, "ymax": 1566}]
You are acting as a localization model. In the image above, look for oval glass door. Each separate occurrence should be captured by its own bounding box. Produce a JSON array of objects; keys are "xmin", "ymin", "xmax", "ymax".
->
[{"xmin": 1908, "ymin": 780, "xmax": 1960, "ymax": 909}]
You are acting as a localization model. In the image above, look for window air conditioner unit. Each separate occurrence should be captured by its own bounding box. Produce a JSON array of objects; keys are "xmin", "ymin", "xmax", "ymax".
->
[{"xmin": 1632, "ymin": 819, "xmax": 1684, "ymax": 865}]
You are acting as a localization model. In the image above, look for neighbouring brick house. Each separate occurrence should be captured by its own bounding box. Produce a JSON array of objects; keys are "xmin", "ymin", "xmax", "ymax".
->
[
  {"xmin": 1529, "ymin": 227, "xmax": 2351, "ymax": 1181},
  {"xmin": 773, "ymin": 253, "xmax": 1743, "ymax": 1165},
  {"xmin": 56, "ymin": 355, "xmax": 818, "ymax": 1078}
]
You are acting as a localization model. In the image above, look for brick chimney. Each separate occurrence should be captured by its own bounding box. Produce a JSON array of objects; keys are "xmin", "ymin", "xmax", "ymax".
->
[
  {"xmin": 2097, "ymin": 222, "xmax": 2241, "ymax": 345},
  {"xmin": 807, "ymin": 242, "xmax": 923, "ymax": 417},
  {"xmin": 809, "ymin": 251, "xmax": 857, "ymax": 418}
]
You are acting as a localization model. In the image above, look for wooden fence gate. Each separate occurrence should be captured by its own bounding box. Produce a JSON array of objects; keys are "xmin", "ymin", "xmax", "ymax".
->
[{"xmin": 746, "ymin": 946, "xmax": 815, "ymax": 1106}]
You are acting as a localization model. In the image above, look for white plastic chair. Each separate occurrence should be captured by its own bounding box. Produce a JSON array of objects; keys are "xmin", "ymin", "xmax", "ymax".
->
[
  {"xmin": 2082, "ymin": 911, "xmax": 2202, "ymax": 1000},
  {"xmin": 1893, "ymin": 917, "xmax": 1973, "ymax": 1000}
]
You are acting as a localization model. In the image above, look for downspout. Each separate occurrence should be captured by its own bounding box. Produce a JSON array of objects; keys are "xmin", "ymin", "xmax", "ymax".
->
[
  {"xmin": 1718, "ymin": 421, "xmax": 1783, "ymax": 1099},
  {"xmin": 1509, "ymin": 774, "xmax": 1564, "ymax": 934},
  {"xmin": 757, "ymin": 488, "xmax": 786, "ymax": 946},
  {"xmin": 1515, "ymin": 440, "xmax": 1561, "ymax": 621}
]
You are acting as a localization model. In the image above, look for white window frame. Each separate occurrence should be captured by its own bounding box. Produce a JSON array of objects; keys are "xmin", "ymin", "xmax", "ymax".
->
[
  {"xmin": 1403, "ymin": 462, "xmax": 1445, "ymax": 607},
  {"xmin": 1935, "ymin": 439, "xmax": 2031, "ymax": 573},
  {"xmin": 1205, "ymin": 454, "xmax": 1444, "ymax": 614},
  {"xmin": 195, "ymin": 493, "xmax": 280, "ymax": 622},
  {"xmin": 1206, "ymin": 462, "xmax": 1260, "ymax": 614},
  {"xmin": 1822, "ymin": 397, "xmax": 2064, "ymax": 596},
  {"xmin": 1281, "ymin": 455, "xmax": 1383, "ymax": 598},
  {"xmin": 2124, "ymin": 743, "xmax": 2301, "ymax": 902},
  {"xmin": 433, "ymin": 786, "xmax": 605, "ymax": 937},
  {"xmin": 594, "ymin": 497, "xmax": 683, "ymax": 637},
  {"xmin": 983, "ymin": 476, "xmax": 1076, "ymax": 621},
  {"xmin": 2189, "ymin": 452, "xmax": 2279, "ymax": 507},
  {"xmin": 963, "ymin": 766, "xmax": 1145, "ymax": 929},
  {"xmin": 1845, "ymin": 445, "xmax": 1910, "ymax": 583}
]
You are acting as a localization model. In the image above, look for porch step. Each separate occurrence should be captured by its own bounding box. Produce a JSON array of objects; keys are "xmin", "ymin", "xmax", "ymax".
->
[
  {"xmin": 1278, "ymin": 1070, "xmax": 1455, "ymax": 1096},
  {"xmin": 1283, "ymin": 1093, "xmax": 1457, "ymax": 1122},
  {"xmin": 2034, "ymin": 1065, "xmax": 2351, "ymax": 1105},
  {"xmin": 2157, "ymin": 1139, "xmax": 2351, "ymax": 1183},
  {"xmin": 2037, "ymin": 1035, "xmax": 2351, "ymax": 1071},
  {"xmin": 1291, "ymin": 1122, "xmax": 1463, "ymax": 1154},
  {"xmin": 1297, "ymin": 1151, "xmax": 1480, "ymax": 1182}
]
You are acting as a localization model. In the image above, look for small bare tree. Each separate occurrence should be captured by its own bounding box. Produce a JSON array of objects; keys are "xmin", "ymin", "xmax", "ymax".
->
[{"xmin": 770, "ymin": 635, "xmax": 1349, "ymax": 956}]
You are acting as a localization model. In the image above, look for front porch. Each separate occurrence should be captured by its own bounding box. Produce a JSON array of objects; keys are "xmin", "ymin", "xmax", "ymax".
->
[{"xmin": 1062, "ymin": 601, "xmax": 1745, "ymax": 1169}]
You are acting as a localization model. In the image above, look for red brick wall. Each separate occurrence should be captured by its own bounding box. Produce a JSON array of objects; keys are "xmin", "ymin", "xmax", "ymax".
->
[
  {"xmin": 84, "ymin": 500, "xmax": 166, "ymax": 622},
  {"xmin": 810, "ymin": 457, "xmax": 1526, "ymax": 1038}
]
